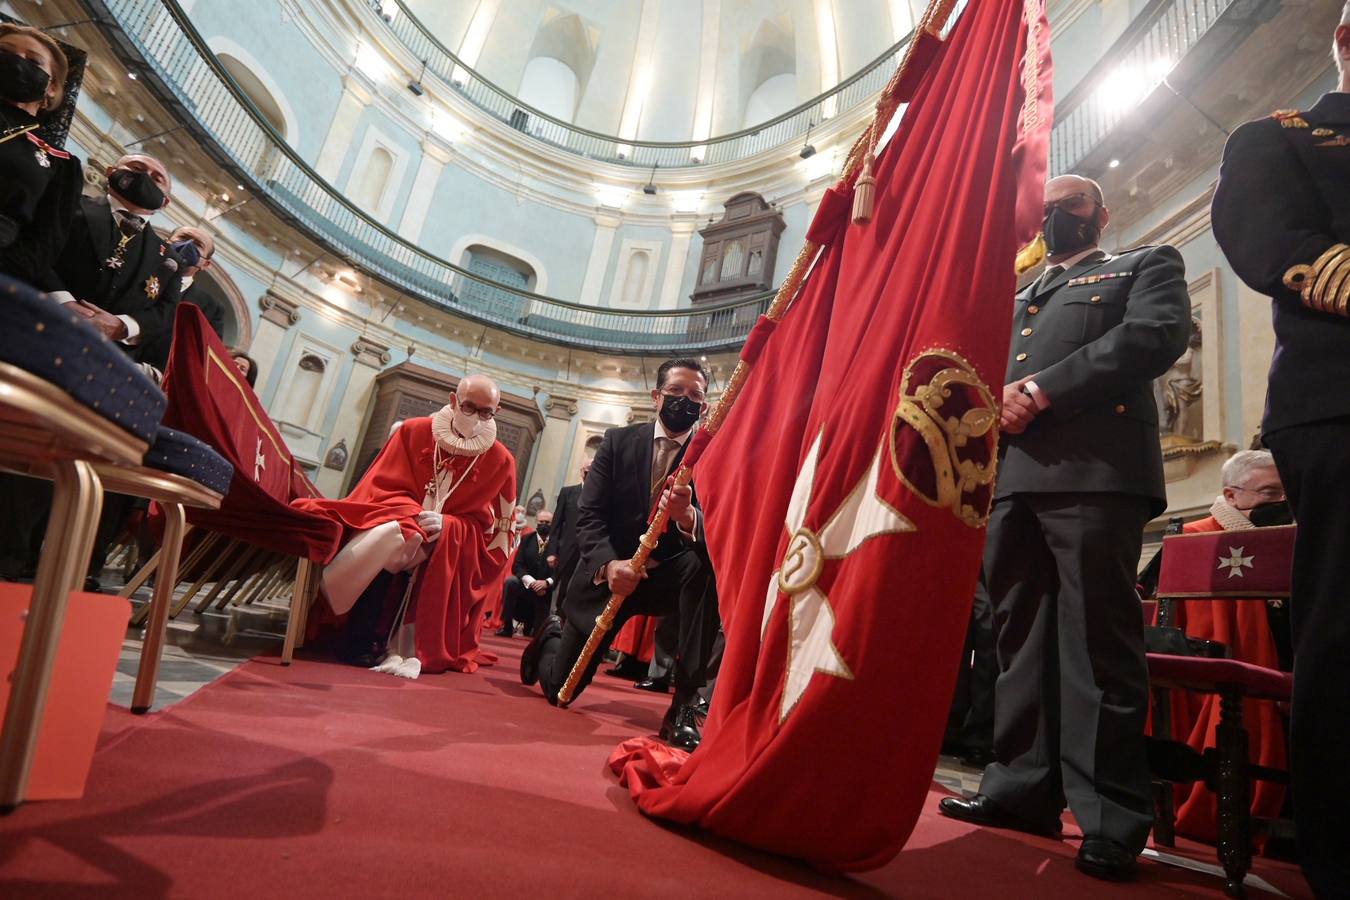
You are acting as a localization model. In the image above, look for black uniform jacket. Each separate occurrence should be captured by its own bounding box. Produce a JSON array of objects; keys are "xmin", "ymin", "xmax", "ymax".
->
[
  {"xmin": 575, "ymin": 421, "xmax": 699, "ymax": 584},
  {"xmin": 551, "ymin": 482, "xmax": 582, "ymax": 567},
  {"xmin": 998, "ymin": 245, "xmax": 1191, "ymax": 514},
  {"xmin": 513, "ymin": 531, "xmax": 553, "ymax": 582},
  {"xmin": 1212, "ymin": 93, "xmax": 1350, "ymax": 434},
  {"xmin": 52, "ymin": 195, "xmax": 182, "ymax": 358}
]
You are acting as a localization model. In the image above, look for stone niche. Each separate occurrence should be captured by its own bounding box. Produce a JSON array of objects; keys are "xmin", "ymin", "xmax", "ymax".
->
[{"xmin": 348, "ymin": 361, "xmax": 543, "ymax": 496}]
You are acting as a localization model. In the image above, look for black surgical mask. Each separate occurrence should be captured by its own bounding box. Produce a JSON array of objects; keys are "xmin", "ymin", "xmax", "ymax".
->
[
  {"xmin": 658, "ymin": 394, "xmax": 702, "ymax": 434},
  {"xmin": 1246, "ymin": 500, "xmax": 1293, "ymax": 527},
  {"xmin": 535, "ymin": 524, "xmax": 551, "ymax": 539},
  {"xmin": 0, "ymin": 51, "xmax": 50, "ymax": 105},
  {"xmin": 109, "ymin": 168, "xmax": 165, "ymax": 211},
  {"xmin": 1041, "ymin": 206, "xmax": 1100, "ymax": 257}
]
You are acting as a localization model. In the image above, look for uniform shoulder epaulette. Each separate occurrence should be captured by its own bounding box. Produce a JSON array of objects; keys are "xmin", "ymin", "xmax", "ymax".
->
[{"xmin": 1271, "ymin": 109, "xmax": 1309, "ymax": 129}]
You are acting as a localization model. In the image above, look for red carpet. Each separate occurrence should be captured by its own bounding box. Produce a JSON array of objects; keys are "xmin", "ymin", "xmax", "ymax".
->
[{"xmin": 0, "ymin": 636, "xmax": 1310, "ymax": 898}]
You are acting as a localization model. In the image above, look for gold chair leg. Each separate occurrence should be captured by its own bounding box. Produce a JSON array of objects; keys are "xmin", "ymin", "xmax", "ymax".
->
[
  {"xmin": 169, "ymin": 536, "xmax": 235, "ymax": 617},
  {"xmin": 295, "ymin": 561, "xmax": 320, "ymax": 650},
  {"xmin": 190, "ymin": 544, "xmax": 260, "ymax": 614},
  {"xmin": 237, "ymin": 560, "xmax": 285, "ymax": 607},
  {"xmin": 121, "ymin": 547, "xmax": 161, "ymax": 602},
  {"xmin": 130, "ymin": 502, "xmax": 187, "ymax": 714},
  {"xmin": 0, "ymin": 460, "xmax": 103, "ymax": 811},
  {"xmin": 280, "ymin": 558, "xmax": 313, "ymax": 666}
]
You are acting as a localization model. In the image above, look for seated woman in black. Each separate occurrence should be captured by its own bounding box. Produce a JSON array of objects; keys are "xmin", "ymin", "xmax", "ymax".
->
[{"xmin": 0, "ymin": 23, "xmax": 82, "ymax": 290}]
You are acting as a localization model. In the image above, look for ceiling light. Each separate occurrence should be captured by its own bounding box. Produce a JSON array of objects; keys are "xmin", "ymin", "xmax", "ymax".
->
[
  {"xmin": 235, "ymin": 183, "xmax": 245, "ymax": 190},
  {"xmin": 799, "ymin": 144, "xmax": 817, "ymax": 159},
  {"xmin": 127, "ymin": 71, "xmax": 137, "ymax": 80},
  {"xmin": 1108, "ymin": 159, "xmax": 1121, "ymax": 168},
  {"xmin": 219, "ymin": 192, "xmax": 230, "ymax": 202},
  {"xmin": 642, "ymin": 164, "xmax": 658, "ymax": 196},
  {"xmin": 407, "ymin": 59, "xmax": 428, "ymax": 97}
]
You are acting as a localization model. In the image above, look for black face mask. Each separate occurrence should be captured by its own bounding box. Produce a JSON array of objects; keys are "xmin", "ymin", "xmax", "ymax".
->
[
  {"xmin": 535, "ymin": 524, "xmax": 551, "ymax": 539},
  {"xmin": 658, "ymin": 394, "xmax": 702, "ymax": 434},
  {"xmin": 108, "ymin": 168, "xmax": 165, "ymax": 211},
  {"xmin": 1041, "ymin": 206, "xmax": 1100, "ymax": 257},
  {"xmin": 1246, "ymin": 500, "xmax": 1293, "ymax": 527},
  {"xmin": 0, "ymin": 51, "xmax": 50, "ymax": 105},
  {"xmin": 169, "ymin": 238, "xmax": 201, "ymax": 269}
]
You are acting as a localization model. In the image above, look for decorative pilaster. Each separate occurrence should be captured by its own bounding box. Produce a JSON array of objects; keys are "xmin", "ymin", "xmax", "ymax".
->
[
  {"xmin": 397, "ymin": 135, "xmax": 454, "ymax": 242},
  {"xmin": 315, "ymin": 71, "xmax": 376, "ymax": 182},
  {"xmin": 350, "ymin": 336, "xmax": 393, "ymax": 368},
  {"xmin": 258, "ymin": 292, "xmax": 301, "ymax": 327}
]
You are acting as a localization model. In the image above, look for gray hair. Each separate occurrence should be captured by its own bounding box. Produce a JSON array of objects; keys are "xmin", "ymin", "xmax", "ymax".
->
[
  {"xmin": 1339, "ymin": 2, "xmax": 1349, "ymax": 72},
  {"xmin": 1222, "ymin": 449, "xmax": 1277, "ymax": 488}
]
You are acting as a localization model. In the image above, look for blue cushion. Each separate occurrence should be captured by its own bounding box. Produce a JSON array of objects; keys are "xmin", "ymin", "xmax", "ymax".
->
[
  {"xmin": 0, "ymin": 274, "xmax": 165, "ymax": 443},
  {"xmin": 145, "ymin": 426, "xmax": 233, "ymax": 496}
]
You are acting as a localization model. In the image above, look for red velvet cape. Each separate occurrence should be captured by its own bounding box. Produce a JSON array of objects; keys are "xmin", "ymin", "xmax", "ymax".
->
[{"xmin": 294, "ymin": 417, "xmax": 516, "ymax": 673}]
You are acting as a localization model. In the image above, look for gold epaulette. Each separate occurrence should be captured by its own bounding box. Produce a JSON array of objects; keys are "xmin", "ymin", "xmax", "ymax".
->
[
  {"xmin": 1284, "ymin": 244, "xmax": 1350, "ymax": 317},
  {"xmin": 1271, "ymin": 109, "xmax": 1309, "ymax": 129}
]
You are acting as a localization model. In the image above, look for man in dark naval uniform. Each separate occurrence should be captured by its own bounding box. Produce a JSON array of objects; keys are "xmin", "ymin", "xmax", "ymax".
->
[
  {"xmin": 1210, "ymin": 12, "xmax": 1350, "ymax": 895},
  {"xmin": 940, "ymin": 175, "xmax": 1191, "ymax": 883}
]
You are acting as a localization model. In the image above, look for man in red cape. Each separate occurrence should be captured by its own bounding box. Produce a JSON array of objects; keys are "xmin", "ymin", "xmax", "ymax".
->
[
  {"xmin": 294, "ymin": 374, "xmax": 517, "ymax": 677},
  {"xmin": 608, "ymin": 0, "xmax": 1053, "ymax": 872}
]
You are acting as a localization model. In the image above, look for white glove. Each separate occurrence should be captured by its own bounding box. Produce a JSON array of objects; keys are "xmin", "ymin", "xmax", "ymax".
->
[{"xmin": 416, "ymin": 510, "xmax": 443, "ymax": 542}]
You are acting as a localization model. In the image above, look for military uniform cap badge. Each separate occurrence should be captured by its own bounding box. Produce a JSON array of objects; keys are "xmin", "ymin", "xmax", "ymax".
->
[
  {"xmin": 144, "ymin": 276, "xmax": 161, "ymax": 300},
  {"xmin": 1272, "ymin": 109, "xmax": 1309, "ymax": 129}
]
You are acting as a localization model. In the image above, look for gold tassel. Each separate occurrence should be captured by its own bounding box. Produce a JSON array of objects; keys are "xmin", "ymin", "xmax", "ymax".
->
[
  {"xmin": 1014, "ymin": 233, "xmax": 1046, "ymax": 276},
  {"xmin": 852, "ymin": 159, "xmax": 876, "ymax": 224}
]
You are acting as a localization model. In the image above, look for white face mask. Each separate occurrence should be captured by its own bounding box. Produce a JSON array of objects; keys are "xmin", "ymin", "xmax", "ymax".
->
[{"xmin": 451, "ymin": 407, "xmax": 483, "ymax": 439}]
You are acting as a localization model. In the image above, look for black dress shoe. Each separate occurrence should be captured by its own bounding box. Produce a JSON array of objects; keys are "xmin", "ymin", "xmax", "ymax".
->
[
  {"xmin": 659, "ymin": 705, "xmax": 702, "ymax": 752},
  {"xmin": 495, "ymin": 623, "xmax": 515, "ymax": 638},
  {"xmin": 690, "ymin": 696, "xmax": 710, "ymax": 720},
  {"xmin": 937, "ymin": 794, "xmax": 1061, "ymax": 837},
  {"xmin": 520, "ymin": 616, "xmax": 561, "ymax": 686},
  {"xmin": 603, "ymin": 657, "xmax": 648, "ymax": 680},
  {"xmin": 634, "ymin": 676, "xmax": 671, "ymax": 693},
  {"xmin": 83, "ymin": 576, "xmax": 104, "ymax": 593},
  {"xmin": 1075, "ymin": 836, "xmax": 1138, "ymax": 882}
]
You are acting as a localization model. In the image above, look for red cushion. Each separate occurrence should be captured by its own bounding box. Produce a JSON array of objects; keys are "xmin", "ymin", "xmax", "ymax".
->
[{"xmin": 1146, "ymin": 653, "xmax": 1293, "ymax": 701}]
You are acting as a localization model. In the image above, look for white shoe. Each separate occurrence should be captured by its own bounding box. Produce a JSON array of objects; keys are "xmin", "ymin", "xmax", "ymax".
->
[
  {"xmin": 371, "ymin": 653, "xmax": 404, "ymax": 674},
  {"xmin": 391, "ymin": 657, "xmax": 422, "ymax": 680}
]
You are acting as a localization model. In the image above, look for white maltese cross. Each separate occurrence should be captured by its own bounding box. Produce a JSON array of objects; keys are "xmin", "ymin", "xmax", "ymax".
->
[
  {"xmin": 486, "ymin": 494, "xmax": 519, "ymax": 559},
  {"xmin": 762, "ymin": 429, "xmax": 915, "ymax": 723},
  {"xmin": 1217, "ymin": 546, "xmax": 1255, "ymax": 579}
]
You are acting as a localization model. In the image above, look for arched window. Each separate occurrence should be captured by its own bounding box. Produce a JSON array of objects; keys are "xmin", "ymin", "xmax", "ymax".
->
[
  {"xmin": 461, "ymin": 245, "xmax": 536, "ymax": 319},
  {"xmin": 351, "ymin": 146, "xmax": 394, "ymax": 214},
  {"xmin": 216, "ymin": 52, "xmax": 289, "ymax": 178},
  {"xmin": 743, "ymin": 72, "xmax": 799, "ymax": 128},
  {"xmin": 622, "ymin": 250, "xmax": 650, "ymax": 308},
  {"xmin": 518, "ymin": 56, "xmax": 580, "ymax": 124}
]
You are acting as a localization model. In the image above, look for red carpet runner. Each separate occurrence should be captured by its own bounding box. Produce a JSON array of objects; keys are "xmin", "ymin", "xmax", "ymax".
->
[{"xmin": 0, "ymin": 638, "xmax": 1309, "ymax": 898}]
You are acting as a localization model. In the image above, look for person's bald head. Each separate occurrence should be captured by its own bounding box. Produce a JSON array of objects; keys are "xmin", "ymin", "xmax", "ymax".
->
[
  {"xmin": 1045, "ymin": 174, "xmax": 1104, "ymax": 207},
  {"xmin": 535, "ymin": 510, "xmax": 553, "ymax": 527},
  {"xmin": 456, "ymin": 374, "xmax": 500, "ymax": 411}
]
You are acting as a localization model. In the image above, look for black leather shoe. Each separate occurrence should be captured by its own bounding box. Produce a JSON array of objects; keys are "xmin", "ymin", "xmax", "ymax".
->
[
  {"xmin": 690, "ymin": 695, "xmax": 710, "ymax": 720},
  {"xmin": 84, "ymin": 576, "xmax": 104, "ymax": 593},
  {"xmin": 603, "ymin": 657, "xmax": 648, "ymax": 680},
  {"xmin": 495, "ymin": 623, "xmax": 515, "ymax": 638},
  {"xmin": 520, "ymin": 616, "xmax": 561, "ymax": 686},
  {"xmin": 659, "ymin": 705, "xmax": 702, "ymax": 752},
  {"xmin": 1075, "ymin": 836, "xmax": 1138, "ymax": 882},
  {"xmin": 937, "ymin": 794, "xmax": 1061, "ymax": 837},
  {"xmin": 634, "ymin": 676, "xmax": 671, "ymax": 693}
]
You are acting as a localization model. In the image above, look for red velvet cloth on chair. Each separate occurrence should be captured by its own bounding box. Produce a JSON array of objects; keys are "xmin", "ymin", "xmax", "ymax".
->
[
  {"xmin": 612, "ymin": 615, "xmax": 659, "ymax": 664},
  {"xmin": 1156, "ymin": 515, "xmax": 1289, "ymax": 847}
]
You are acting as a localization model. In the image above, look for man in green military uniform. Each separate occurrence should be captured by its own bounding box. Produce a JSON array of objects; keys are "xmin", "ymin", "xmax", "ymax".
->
[
  {"xmin": 940, "ymin": 174, "xmax": 1191, "ymax": 883},
  {"xmin": 1211, "ymin": 8, "xmax": 1350, "ymax": 895}
]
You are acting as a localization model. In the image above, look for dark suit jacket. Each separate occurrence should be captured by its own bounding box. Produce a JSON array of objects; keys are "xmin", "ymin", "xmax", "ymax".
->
[
  {"xmin": 1212, "ymin": 93, "xmax": 1350, "ymax": 434},
  {"xmin": 53, "ymin": 196, "xmax": 182, "ymax": 359},
  {"xmin": 998, "ymin": 245, "xmax": 1190, "ymax": 513},
  {"xmin": 551, "ymin": 482, "xmax": 582, "ymax": 568},
  {"xmin": 575, "ymin": 421, "xmax": 697, "ymax": 585},
  {"xmin": 513, "ymin": 532, "xmax": 553, "ymax": 582}
]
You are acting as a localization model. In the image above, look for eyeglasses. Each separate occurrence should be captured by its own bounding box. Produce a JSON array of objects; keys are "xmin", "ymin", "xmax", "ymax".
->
[
  {"xmin": 660, "ymin": 387, "xmax": 706, "ymax": 404},
  {"xmin": 1043, "ymin": 192, "xmax": 1101, "ymax": 218},
  {"xmin": 457, "ymin": 400, "xmax": 497, "ymax": 420},
  {"xmin": 1229, "ymin": 485, "xmax": 1285, "ymax": 501}
]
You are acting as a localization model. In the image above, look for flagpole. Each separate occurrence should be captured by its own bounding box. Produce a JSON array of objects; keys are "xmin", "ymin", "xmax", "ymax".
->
[{"xmin": 555, "ymin": 0, "xmax": 960, "ymax": 708}]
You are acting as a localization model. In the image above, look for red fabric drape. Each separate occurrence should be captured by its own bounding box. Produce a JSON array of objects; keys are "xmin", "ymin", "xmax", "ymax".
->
[
  {"xmin": 612, "ymin": 615, "xmax": 659, "ymax": 663},
  {"xmin": 609, "ymin": 0, "xmax": 1054, "ymax": 872},
  {"xmin": 158, "ymin": 305, "xmax": 341, "ymax": 563},
  {"xmin": 1164, "ymin": 516, "xmax": 1288, "ymax": 845}
]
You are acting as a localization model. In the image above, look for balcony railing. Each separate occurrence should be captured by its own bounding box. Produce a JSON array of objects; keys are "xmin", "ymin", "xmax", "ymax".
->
[
  {"xmin": 86, "ymin": 0, "xmax": 775, "ymax": 354},
  {"xmin": 374, "ymin": 0, "xmax": 917, "ymax": 170}
]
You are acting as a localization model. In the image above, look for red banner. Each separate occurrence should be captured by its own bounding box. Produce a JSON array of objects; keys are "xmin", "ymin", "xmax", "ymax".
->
[
  {"xmin": 1157, "ymin": 525, "xmax": 1295, "ymax": 599},
  {"xmin": 610, "ymin": 0, "xmax": 1054, "ymax": 871},
  {"xmin": 160, "ymin": 304, "xmax": 341, "ymax": 563}
]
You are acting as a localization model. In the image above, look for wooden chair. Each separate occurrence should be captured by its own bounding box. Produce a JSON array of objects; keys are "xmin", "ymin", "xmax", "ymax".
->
[{"xmin": 0, "ymin": 362, "xmax": 146, "ymax": 810}]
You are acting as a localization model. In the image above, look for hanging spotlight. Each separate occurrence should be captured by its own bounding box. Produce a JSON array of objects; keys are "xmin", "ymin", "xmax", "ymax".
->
[
  {"xmin": 799, "ymin": 121, "xmax": 817, "ymax": 159},
  {"xmin": 642, "ymin": 163, "xmax": 658, "ymax": 196},
  {"xmin": 406, "ymin": 59, "xmax": 428, "ymax": 97}
]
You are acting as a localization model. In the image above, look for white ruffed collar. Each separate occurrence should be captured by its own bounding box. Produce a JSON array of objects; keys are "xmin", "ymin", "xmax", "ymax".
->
[{"xmin": 430, "ymin": 404, "xmax": 496, "ymax": 457}]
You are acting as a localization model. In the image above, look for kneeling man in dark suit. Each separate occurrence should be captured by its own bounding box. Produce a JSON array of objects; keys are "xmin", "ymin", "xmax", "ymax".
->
[
  {"xmin": 939, "ymin": 175, "xmax": 1190, "ymax": 883},
  {"xmin": 521, "ymin": 358, "xmax": 717, "ymax": 751},
  {"xmin": 497, "ymin": 509, "xmax": 554, "ymax": 636}
]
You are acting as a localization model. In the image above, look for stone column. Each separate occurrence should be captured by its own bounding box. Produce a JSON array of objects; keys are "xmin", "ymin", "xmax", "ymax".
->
[
  {"xmin": 315, "ymin": 72, "xmax": 376, "ymax": 182},
  {"xmin": 251, "ymin": 292, "xmax": 301, "ymax": 400},
  {"xmin": 314, "ymin": 336, "xmax": 392, "ymax": 496},
  {"xmin": 525, "ymin": 393, "xmax": 579, "ymax": 509},
  {"xmin": 657, "ymin": 217, "xmax": 698, "ymax": 309},
  {"xmin": 397, "ymin": 135, "xmax": 453, "ymax": 242},
  {"xmin": 578, "ymin": 214, "xmax": 620, "ymax": 307}
]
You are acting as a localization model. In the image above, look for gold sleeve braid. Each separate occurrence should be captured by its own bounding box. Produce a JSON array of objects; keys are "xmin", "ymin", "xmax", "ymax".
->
[{"xmin": 1283, "ymin": 244, "xmax": 1350, "ymax": 317}]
